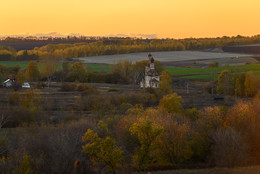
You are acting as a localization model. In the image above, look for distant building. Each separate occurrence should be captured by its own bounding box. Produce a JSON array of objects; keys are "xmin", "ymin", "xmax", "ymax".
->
[
  {"xmin": 1, "ymin": 79, "xmax": 30, "ymax": 89},
  {"xmin": 1, "ymin": 79, "xmax": 14, "ymax": 88},
  {"xmin": 140, "ymin": 54, "xmax": 160, "ymax": 88}
]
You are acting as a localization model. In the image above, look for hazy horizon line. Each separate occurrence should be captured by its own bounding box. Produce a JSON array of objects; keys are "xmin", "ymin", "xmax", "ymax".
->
[{"xmin": 0, "ymin": 32, "xmax": 260, "ymax": 40}]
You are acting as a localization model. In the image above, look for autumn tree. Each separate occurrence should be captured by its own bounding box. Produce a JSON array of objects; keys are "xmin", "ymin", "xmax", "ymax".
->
[
  {"xmin": 216, "ymin": 70, "xmax": 232, "ymax": 94},
  {"xmin": 154, "ymin": 61, "xmax": 164, "ymax": 75},
  {"xmin": 233, "ymin": 73, "xmax": 245, "ymax": 97},
  {"xmin": 224, "ymin": 101, "xmax": 260, "ymax": 161},
  {"xmin": 159, "ymin": 70, "xmax": 172, "ymax": 94},
  {"xmin": 25, "ymin": 61, "xmax": 40, "ymax": 81},
  {"xmin": 157, "ymin": 117, "xmax": 193, "ymax": 165},
  {"xmin": 133, "ymin": 60, "xmax": 147, "ymax": 78},
  {"xmin": 68, "ymin": 62, "xmax": 87, "ymax": 82},
  {"xmin": 140, "ymin": 109, "xmax": 193, "ymax": 165},
  {"xmin": 244, "ymin": 71, "xmax": 259, "ymax": 97},
  {"xmin": 159, "ymin": 93, "xmax": 183, "ymax": 114},
  {"xmin": 197, "ymin": 106, "xmax": 225, "ymax": 132},
  {"xmin": 40, "ymin": 53, "xmax": 58, "ymax": 77},
  {"xmin": 16, "ymin": 70, "xmax": 26, "ymax": 84},
  {"xmin": 17, "ymin": 155, "xmax": 36, "ymax": 174},
  {"xmin": 82, "ymin": 129, "xmax": 123, "ymax": 173},
  {"xmin": 112, "ymin": 60, "xmax": 133, "ymax": 79},
  {"xmin": 190, "ymin": 106, "xmax": 226, "ymax": 162},
  {"xmin": 129, "ymin": 118, "xmax": 163, "ymax": 169}
]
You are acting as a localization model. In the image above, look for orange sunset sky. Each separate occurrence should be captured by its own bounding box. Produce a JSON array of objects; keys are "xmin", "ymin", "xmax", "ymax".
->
[{"xmin": 0, "ymin": 0, "xmax": 259, "ymax": 38}]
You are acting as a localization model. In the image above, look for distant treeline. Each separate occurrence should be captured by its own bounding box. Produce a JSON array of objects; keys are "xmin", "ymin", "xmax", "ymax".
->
[
  {"xmin": 1, "ymin": 35, "xmax": 260, "ymax": 61},
  {"xmin": 0, "ymin": 36, "xmax": 147, "ymax": 50}
]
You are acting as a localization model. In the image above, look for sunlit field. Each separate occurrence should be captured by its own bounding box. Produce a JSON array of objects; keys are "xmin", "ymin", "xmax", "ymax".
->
[{"xmin": 1, "ymin": 60, "xmax": 260, "ymax": 79}]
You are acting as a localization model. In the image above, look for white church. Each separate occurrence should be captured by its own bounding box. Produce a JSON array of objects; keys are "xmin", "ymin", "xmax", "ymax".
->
[{"xmin": 140, "ymin": 54, "xmax": 160, "ymax": 88}]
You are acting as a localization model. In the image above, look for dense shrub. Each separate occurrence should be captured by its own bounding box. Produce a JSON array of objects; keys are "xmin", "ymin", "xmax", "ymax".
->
[
  {"xmin": 159, "ymin": 93, "xmax": 183, "ymax": 114},
  {"xmin": 108, "ymin": 88, "xmax": 119, "ymax": 92},
  {"xmin": 208, "ymin": 62, "xmax": 220, "ymax": 68},
  {"xmin": 1, "ymin": 120, "xmax": 96, "ymax": 174}
]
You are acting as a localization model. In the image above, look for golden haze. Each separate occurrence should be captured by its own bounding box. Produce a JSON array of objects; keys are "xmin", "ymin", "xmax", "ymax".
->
[{"xmin": 0, "ymin": 0, "xmax": 259, "ymax": 38}]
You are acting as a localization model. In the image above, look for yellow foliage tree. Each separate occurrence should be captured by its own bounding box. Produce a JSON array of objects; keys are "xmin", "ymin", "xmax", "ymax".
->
[
  {"xmin": 112, "ymin": 60, "xmax": 133, "ymax": 79},
  {"xmin": 217, "ymin": 70, "xmax": 232, "ymax": 94},
  {"xmin": 16, "ymin": 70, "xmax": 26, "ymax": 84},
  {"xmin": 244, "ymin": 71, "xmax": 259, "ymax": 97},
  {"xmin": 234, "ymin": 73, "xmax": 245, "ymax": 97},
  {"xmin": 69, "ymin": 62, "xmax": 87, "ymax": 82},
  {"xmin": 197, "ymin": 106, "xmax": 225, "ymax": 132},
  {"xmin": 141, "ymin": 109, "xmax": 193, "ymax": 165},
  {"xmin": 82, "ymin": 129, "xmax": 123, "ymax": 173},
  {"xmin": 159, "ymin": 70, "xmax": 172, "ymax": 94},
  {"xmin": 25, "ymin": 61, "xmax": 40, "ymax": 81},
  {"xmin": 129, "ymin": 118, "xmax": 163, "ymax": 169},
  {"xmin": 159, "ymin": 93, "xmax": 183, "ymax": 114},
  {"xmin": 40, "ymin": 53, "xmax": 58, "ymax": 77},
  {"xmin": 17, "ymin": 155, "xmax": 36, "ymax": 174},
  {"xmin": 158, "ymin": 119, "xmax": 193, "ymax": 165}
]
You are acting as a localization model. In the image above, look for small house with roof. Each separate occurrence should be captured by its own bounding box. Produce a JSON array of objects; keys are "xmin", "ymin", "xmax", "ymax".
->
[{"xmin": 1, "ymin": 79, "xmax": 14, "ymax": 88}]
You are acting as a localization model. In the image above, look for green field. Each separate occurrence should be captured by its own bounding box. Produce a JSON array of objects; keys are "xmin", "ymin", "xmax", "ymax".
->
[
  {"xmin": 86, "ymin": 64, "xmax": 110, "ymax": 72},
  {"xmin": 1, "ymin": 61, "xmax": 260, "ymax": 79},
  {"xmin": 165, "ymin": 64, "xmax": 260, "ymax": 79},
  {"xmin": 0, "ymin": 61, "xmax": 111, "ymax": 73},
  {"xmin": 0, "ymin": 61, "xmax": 31, "ymax": 69},
  {"xmin": 165, "ymin": 64, "xmax": 260, "ymax": 75}
]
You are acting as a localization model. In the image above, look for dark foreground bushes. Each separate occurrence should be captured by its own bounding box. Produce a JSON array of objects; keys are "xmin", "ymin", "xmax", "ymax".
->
[
  {"xmin": 2, "ymin": 89, "xmax": 260, "ymax": 173},
  {"xmin": 0, "ymin": 120, "xmax": 96, "ymax": 174}
]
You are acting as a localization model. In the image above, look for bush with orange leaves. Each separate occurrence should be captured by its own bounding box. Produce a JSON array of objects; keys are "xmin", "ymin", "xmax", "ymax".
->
[
  {"xmin": 224, "ymin": 101, "xmax": 259, "ymax": 134},
  {"xmin": 146, "ymin": 109, "xmax": 193, "ymax": 166},
  {"xmin": 188, "ymin": 106, "xmax": 227, "ymax": 163},
  {"xmin": 224, "ymin": 101, "xmax": 260, "ymax": 162},
  {"xmin": 244, "ymin": 71, "xmax": 260, "ymax": 97},
  {"xmin": 115, "ymin": 107, "xmax": 194, "ymax": 169},
  {"xmin": 159, "ymin": 93, "xmax": 183, "ymax": 114},
  {"xmin": 197, "ymin": 106, "xmax": 226, "ymax": 133}
]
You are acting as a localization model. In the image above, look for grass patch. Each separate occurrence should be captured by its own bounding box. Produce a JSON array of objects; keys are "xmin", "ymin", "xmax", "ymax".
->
[
  {"xmin": 86, "ymin": 64, "xmax": 110, "ymax": 73},
  {"xmin": 0, "ymin": 61, "xmax": 111, "ymax": 72},
  {"xmin": 108, "ymin": 88, "xmax": 119, "ymax": 92},
  {"xmin": 0, "ymin": 61, "xmax": 32, "ymax": 69},
  {"xmin": 165, "ymin": 64, "xmax": 260, "ymax": 76},
  {"xmin": 1, "ymin": 61, "xmax": 260, "ymax": 79},
  {"xmin": 165, "ymin": 64, "xmax": 260, "ymax": 79},
  {"xmin": 253, "ymin": 70, "xmax": 260, "ymax": 77}
]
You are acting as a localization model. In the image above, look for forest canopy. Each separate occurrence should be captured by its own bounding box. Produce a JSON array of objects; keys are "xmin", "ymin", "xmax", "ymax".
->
[{"xmin": 0, "ymin": 35, "xmax": 260, "ymax": 61}]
